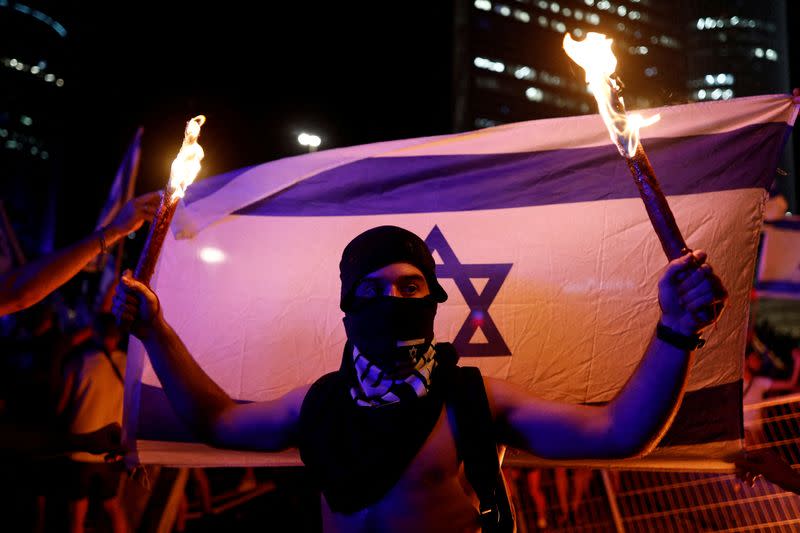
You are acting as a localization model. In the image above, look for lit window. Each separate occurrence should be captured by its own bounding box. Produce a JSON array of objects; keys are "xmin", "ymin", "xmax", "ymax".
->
[
  {"xmin": 596, "ymin": 0, "xmax": 610, "ymax": 10},
  {"xmin": 475, "ymin": 118, "xmax": 500, "ymax": 128},
  {"xmin": 496, "ymin": 4, "xmax": 511, "ymax": 16},
  {"xmin": 696, "ymin": 18, "xmax": 704, "ymax": 30},
  {"xmin": 554, "ymin": 21, "xmax": 566, "ymax": 33},
  {"xmin": 766, "ymin": 49, "xmax": 777, "ymax": 61},
  {"xmin": 537, "ymin": 0, "xmax": 548, "ymax": 9},
  {"xmin": 45, "ymin": 73, "xmax": 55, "ymax": 82},
  {"xmin": 541, "ymin": 72, "xmax": 562, "ymax": 86},
  {"xmin": 644, "ymin": 66, "xmax": 657, "ymax": 77},
  {"xmin": 538, "ymin": 15, "xmax": 548, "ymax": 26},
  {"xmin": 550, "ymin": 2, "xmax": 559, "ymax": 13},
  {"xmin": 20, "ymin": 115, "xmax": 32, "ymax": 126},
  {"xmin": 726, "ymin": 74, "xmax": 734, "ymax": 84},
  {"xmin": 697, "ymin": 89, "xmax": 707, "ymax": 99},
  {"xmin": 15, "ymin": 62, "xmax": 24, "ymax": 71},
  {"xmin": 716, "ymin": 73, "xmax": 726, "ymax": 84},
  {"xmin": 588, "ymin": 13, "xmax": 600, "ymax": 24},
  {"xmin": 754, "ymin": 48, "xmax": 764, "ymax": 58},
  {"xmin": 584, "ymin": 0, "xmax": 594, "ymax": 5},
  {"xmin": 617, "ymin": 5, "xmax": 626, "ymax": 16},
  {"xmin": 30, "ymin": 66, "xmax": 39, "ymax": 74},
  {"xmin": 525, "ymin": 87, "xmax": 544, "ymax": 101},
  {"xmin": 55, "ymin": 78, "xmax": 64, "ymax": 87},
  {"xmin": 514, "ymin": 66, "xmax": 536, "ymax": 80},
  {"xmin": 563, "ymin": 7, "xmax": 571, "ymax": 16},
  {"xmin": 514, "ymin": 9, "xmax": 531, "ymax": 22},
  {"xmin": 705, "ymin": 17, "xmax": 715, "ymax": 28},
  {"xmin": 730, "ymin": 16, "xmax": 739, "ymax": 25},
  {"xmin": 705, "ymin": 74, "xmax": 715, "ymax": 85},
  {"xmin": 722, "ymin": 89, "xmax": 733, "ymax": 100},
  {"xmin": 574, "ymin": 9, "xmax": 583, "ymax": 20},
  {"xmin": 573, "ymin": 28, "xmax": 583, "ymax": 37},
  {"xmin": 474, "ymin": 0, "xmax": 492, "ymax": 11},
  {"xmin": 628, "ymin": 10, "xmax": 640, "ymax": 20},
  {"xmin": 9, "ymin": 58, "xmax": 18, "ymax": 67},
  {"xmin": 711, "ymin": 89, "xmax": 722, "ymax": 100},
  {"xmin": 474, "ymin": 57, "xmax": 505, "ymax": 73}
]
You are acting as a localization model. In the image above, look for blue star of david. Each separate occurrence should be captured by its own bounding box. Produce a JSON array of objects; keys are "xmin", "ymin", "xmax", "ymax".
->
[{"xmin": 424, "ymin": 226, "xmax": 512, "ymax": 357}]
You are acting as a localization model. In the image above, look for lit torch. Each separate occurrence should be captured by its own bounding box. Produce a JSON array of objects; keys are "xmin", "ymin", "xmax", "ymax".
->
[
  {"xmin": 134, "ymin": 115, "xmax": 206, "ymax": 285},
  {"xmin": 562, "ymin": 33, "xmax": 689, "ymax": 260}
]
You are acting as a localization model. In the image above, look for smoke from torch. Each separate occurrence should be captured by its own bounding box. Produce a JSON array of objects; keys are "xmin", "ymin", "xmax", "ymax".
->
[{"xmin": 134, "ymin": 115, "xmax": 206, "ymax": 285}]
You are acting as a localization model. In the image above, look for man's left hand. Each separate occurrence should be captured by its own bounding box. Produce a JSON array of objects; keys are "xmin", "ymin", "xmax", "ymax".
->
[{"xmin": 658, "ymin": 250, "xmax": 727, "ymax": 336}]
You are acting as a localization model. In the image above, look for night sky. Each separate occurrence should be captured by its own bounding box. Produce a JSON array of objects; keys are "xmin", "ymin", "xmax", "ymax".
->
[
  {"xmin": 58, "ymin": 3, "xmax": 455, "ymax": 243},
  {"xmin": 42, "ymin": 2, "xmax": 800, "ymax": 245}
]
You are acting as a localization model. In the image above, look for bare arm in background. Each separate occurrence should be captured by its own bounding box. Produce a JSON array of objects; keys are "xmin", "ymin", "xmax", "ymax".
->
[{"xmin": 0, "ymin": 192, "xmax": 160, "ymax": 316}]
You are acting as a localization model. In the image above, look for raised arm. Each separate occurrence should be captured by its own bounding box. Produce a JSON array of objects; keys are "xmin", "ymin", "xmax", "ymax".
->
[
  {"xmin": 113, "ymin": 273, "xmax": 307, "ymax": 451},
  {"xmin": 0, "ymin": 192, "xmax": 160, "ymax": 316},
  {"xmin": 490, "ymin": 251, "xmax": 726, "ymax": 459}
]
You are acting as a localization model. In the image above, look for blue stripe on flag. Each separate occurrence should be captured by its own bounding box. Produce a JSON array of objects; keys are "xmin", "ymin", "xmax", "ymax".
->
[
  {"xmin": 764, "ymin": 219, "xmax": 800, "ymax": 230},
  {"xmin": 755, "ymin": 281, "xmax": 800, "ymax": 294},
  {"xmin": 223, "ymin": 123, "xmax": 782, "ymax": 217},
  {"xmin": 185, "ymin": 165, "xmax": 258, "ymax": 204}
]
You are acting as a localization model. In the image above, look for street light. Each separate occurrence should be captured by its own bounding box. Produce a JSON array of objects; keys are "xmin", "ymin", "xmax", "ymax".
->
[{"xmin": 298, "ymin": 132, "xmax": 322, "ymax": 152}]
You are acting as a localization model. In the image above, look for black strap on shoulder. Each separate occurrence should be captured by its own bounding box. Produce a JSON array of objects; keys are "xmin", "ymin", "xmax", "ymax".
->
[{"xmin": 450, "ymin": 366, "xmax": 515, "ymax": 533}]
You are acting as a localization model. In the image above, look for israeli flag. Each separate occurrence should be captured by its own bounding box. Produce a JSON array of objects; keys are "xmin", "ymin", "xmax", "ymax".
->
[{"xmin": 124, "ymin": 95, "xmax": 798, "ymax": 470}]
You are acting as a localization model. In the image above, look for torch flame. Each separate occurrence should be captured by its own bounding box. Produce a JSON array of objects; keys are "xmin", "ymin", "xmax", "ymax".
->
[
  {"xmin": 563, "ymin": 33, "xmax": 659, "ymax": 157},
  {"xmin": 169, "ymin": 115, "xmax": 206, "ymax": 200}
]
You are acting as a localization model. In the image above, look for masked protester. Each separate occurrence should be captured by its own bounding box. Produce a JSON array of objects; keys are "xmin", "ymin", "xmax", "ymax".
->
[{"xmin": 114, "ymin": 225, "xmax": 726, "ymax": 533}]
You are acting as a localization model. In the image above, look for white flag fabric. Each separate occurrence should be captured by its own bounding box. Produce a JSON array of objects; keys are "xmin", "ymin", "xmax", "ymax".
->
[
  {"xmin": 756, "ymin": 217, "xmax": 800, "ymax": 300},
  {"xmin": 124, "ymin": 95, "xmax": 798, "ymax": 470}
]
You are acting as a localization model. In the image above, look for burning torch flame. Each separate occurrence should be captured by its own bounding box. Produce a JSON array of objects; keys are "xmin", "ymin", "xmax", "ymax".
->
[
  {"xmin": 563, "ymin": 32, "xmax": 659, "ymax": 157},
  {"xmin": 169, "ymin": 115, "xmax": 206, "ymax": 201}
]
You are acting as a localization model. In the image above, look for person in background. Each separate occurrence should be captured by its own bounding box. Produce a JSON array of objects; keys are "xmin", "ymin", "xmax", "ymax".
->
[
  {"xmin": 58, "ymin": 313, "xmax": 128, "ymax": 533},
  {"xmin": 743, "ymin": 348, "xmax": 800, "ymax": 444}
]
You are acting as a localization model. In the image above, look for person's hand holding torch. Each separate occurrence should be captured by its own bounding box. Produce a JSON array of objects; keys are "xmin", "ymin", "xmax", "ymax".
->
[{"xmin": 563, "ymin": 33, "xmax": 725, "ymax": 326}]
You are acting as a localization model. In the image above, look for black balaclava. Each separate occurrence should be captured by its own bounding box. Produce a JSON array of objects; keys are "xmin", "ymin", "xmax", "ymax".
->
[{"xmin": 339, "ymin": 226, "xmax": 448, "ymax": 367}]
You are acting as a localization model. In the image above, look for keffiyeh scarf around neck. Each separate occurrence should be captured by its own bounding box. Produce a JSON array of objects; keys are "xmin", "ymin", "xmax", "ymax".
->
[
  {"xmin": 297, "ymin": 341, "xmax": 459, "ymax": 513},
  {"xmin": 349, "ymin": 343, "xmax": 438, "ymax": 407}
]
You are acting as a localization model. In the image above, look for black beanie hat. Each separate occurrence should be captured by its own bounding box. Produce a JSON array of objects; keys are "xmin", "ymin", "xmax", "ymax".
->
[{"xmin": 339, "ymin": 226, "xmax": 448, "ymax": 311}]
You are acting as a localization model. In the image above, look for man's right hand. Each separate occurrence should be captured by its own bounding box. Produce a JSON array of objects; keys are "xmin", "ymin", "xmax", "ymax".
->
[{"xmin": 112, "ymin": 269, "xmax": 162, "ymax": 338}]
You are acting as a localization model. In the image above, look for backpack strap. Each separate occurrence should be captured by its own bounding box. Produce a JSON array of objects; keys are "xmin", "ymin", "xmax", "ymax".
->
[{"xmin": 450, "ymin": 365, "xmax": 515, "ymax": 533}]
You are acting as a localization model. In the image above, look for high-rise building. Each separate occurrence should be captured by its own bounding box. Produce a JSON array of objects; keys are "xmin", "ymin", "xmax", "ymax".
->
[
  {"xmin": 683, "ymin": 0, "xmax": 793, "ymax": 210},
  {"xmin": 452, "ymin": 0, "xmax": 794, "ymax": 208},
  {"xmin": 0, "ymin": 1, "xmax": 69, "ymax": 255},
  {"xmin": 453, "ymin": 0, "xmax": 687, "ymax": 132}
]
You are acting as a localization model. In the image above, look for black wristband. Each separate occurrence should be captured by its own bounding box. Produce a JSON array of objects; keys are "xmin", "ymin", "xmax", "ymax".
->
[{"xmin": 656, "ymin": 322, "xmax": 705, "ymax": 351}]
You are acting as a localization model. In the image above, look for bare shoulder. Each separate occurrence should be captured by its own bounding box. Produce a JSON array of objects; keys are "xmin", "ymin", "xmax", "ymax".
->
[
  {"xmin": 213, "ymin": 383, "xmax": 313, "ymax": 451},
  {"xmin": 482, "ymin": 376, "xmax": 533, "ymax": 417}
]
